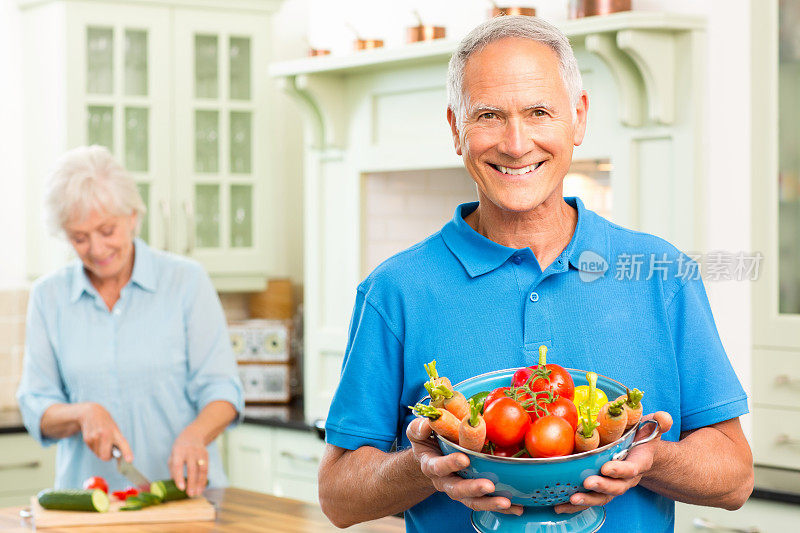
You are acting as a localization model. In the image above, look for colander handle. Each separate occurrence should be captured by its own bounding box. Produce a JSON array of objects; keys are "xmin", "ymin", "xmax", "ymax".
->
[{"xmin": 611, "ymin": 419, "xmax": 660, "ymax": 461}]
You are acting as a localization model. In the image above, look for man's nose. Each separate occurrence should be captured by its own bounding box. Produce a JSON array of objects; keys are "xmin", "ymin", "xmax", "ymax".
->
[{"xmin": 498, "ymin": 118, "xmax": 533, "ymax": 160}]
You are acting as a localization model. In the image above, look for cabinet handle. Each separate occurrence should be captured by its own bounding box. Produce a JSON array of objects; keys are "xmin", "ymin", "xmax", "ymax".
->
[
  {"xmin": 774, "ymin": 374, "xmax": 800, "ymax": 388},
  {"xmin": 159, "ymin": 199, "xmax": 171, "ymax": 251},
  {"xmin": 183, "ymin": 200, "xmax": 195, "ymax": 255},
  {"xmin": 775, "ymin": 433, "xmax": 800, "ymax": 447},
  {"xmin": 279, "ymin": 451, "xmax": 319, "ymax": 463},
  {"xmin": 692, "ymin": 517, "xmax": 760, "ymax": 532},
  {"xmin": 0, "ymin": 460, "xmax": 40, "ymax": 471}
]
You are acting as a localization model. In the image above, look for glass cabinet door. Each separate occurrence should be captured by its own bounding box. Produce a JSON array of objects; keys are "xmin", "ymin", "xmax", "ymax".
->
[
  {"xmin": 79, "ymin": 10, "xmax": 169, "ymax": 250},
  {"xmin": 778, "ymin": 0, "xmax": 800, "ymax": 316}
]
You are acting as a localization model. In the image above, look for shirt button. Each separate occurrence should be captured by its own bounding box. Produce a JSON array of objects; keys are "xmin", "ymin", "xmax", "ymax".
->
[
  {"xmin": 529, "ymin": 292, "xmax": 539, "ymax": 302},
  {"xmin": 512, "ymin": 256, "xmax": 522, "ymax": 265},
  {"xmin": 113, "ymin": 309, "xmax": 121, "ymax": 316}
]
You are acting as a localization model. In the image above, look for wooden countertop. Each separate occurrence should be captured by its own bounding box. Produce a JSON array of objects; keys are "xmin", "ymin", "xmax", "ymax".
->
[{"xmin": 0, "ymin": 488, "xmax": 405, "ymax": 532}]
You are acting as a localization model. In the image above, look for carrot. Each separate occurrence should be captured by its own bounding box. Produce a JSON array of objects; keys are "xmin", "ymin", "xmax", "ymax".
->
[
  {"xmin": 411, "ymin": 403, "xmax": 460, "ymax": 443},
  {"xmin": 425, "ymin": 382, "xmax": 453, "ymax": 409},
  {"xmin": 424, "ymin": 360, "xmax": 453, "ymax": 392},
  {"xmin": 617, "ymin": 388, "xmax": 644, "ymax": 429},
  {"xmin": 596, "ymin": 398, "xmax": 628, "ymax": 445},
  {"xmin": 444, "ymin": 390, "xmax": 469, "ymax": 421},
  {"xmin": 574, "ymin": 405, "xmax": 600, "ymax": 452},
  {"xmin": 458, "ymin": 398, "xmax": 486, "ymax": 452}
]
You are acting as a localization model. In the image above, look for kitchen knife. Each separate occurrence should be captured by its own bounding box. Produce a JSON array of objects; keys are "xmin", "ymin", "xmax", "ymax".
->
[{"xmin": 111, "ymin": 445, "xmax": 151, "ymax": 489}]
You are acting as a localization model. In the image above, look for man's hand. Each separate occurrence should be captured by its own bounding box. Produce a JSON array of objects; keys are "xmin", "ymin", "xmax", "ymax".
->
[
  {"xmin": 406, "ymin": 417, "xmax": 523, "ymax": 515},
  {"xmin": 78, "ymin": 402, "xmax": 134, "ymax": 462},
  {"xmin": 555, "ymin": 411, "xmax": 673, "ymax": 514},
  {"xmin": 169, "ymin": 427, "xmax": 209, "ymax": 497}
]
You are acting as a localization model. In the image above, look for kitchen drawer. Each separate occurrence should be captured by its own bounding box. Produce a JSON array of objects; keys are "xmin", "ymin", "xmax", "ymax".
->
[
  {"xmin": 225, "ymin": 425, "xmax": 273, "ymax": 493},
  {"xmin": 0, "ymin": 434, "xmax": 56, "ymax": 496},
  {"xmin": 272, "ymin": 474, "xmax": 319, "ymax": 505},
  {"xmin": 753, "ymin": 348, "xmax": 800, "ymax": 409},
  {"xmin": 752, "ymin": 406, "xmax": 800, "ymax": 470},
  {"xmin": 675, "ymin": 498, "xmax": 800, "ymax": 532},
  {"xmin": 272, "ymin": 427, "xmax": 325, "ymax": 480}
]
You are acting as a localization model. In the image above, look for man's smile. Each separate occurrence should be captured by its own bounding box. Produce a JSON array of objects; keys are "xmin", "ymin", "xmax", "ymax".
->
[{"xmin": 489, "ymin": 161, "xmax": 544, "ymax": 176}]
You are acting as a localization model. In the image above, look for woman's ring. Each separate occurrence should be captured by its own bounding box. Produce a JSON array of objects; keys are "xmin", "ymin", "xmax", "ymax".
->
[{"xmin": 197, "ymin": 459, "xmax": 207, "ymax": 467}]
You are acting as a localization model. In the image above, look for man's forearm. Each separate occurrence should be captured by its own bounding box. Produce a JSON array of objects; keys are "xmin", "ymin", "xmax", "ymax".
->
[
  {"xmin": 319, "ymin": 445, "xmax": 435, "ymax": 528},
  {"xmin": 640, "ymin": 420, "xmax": 754, "ymax": 510}
]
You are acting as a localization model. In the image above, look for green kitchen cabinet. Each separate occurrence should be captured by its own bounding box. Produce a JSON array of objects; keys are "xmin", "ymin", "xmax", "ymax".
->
[
  {"xmin": 224, "ymin": 424, "xmax": 325, "ymax": 505},
  {"xmin": 0, "ymin": 433, "xmax": 56, "ymax": 508},
  {"xmin": 19, "ymin": 0, "xmax": 285, "ymax": 292},
  {"xmin": 675, "ymin": 498, "xmax": 800, "ymax": 532}
]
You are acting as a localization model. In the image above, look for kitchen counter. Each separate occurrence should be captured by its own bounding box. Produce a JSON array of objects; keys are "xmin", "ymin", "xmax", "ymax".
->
[
  {"xmin": 0, "ymin": 487, "xmax": 405, "ymax": 532},
  {"xmin": 242, "ymin": 398, "xmax": 321, "ymax": 434}
]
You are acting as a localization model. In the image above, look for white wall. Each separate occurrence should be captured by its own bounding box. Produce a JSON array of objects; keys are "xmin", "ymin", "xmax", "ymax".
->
[{"xmin": 0, "ymin": 0, "xmax": 27, "ymax": 290}]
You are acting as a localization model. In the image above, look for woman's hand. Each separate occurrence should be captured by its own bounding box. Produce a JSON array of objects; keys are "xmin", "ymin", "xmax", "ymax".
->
[
  {"xmin": 169, "ymin": 427, "xmax": 209, "ymax": 497},
  {"xmin": 406, "ymin": 417, "xmax": 523, "ymax": 515},
  {"xmin": 554, "ymin": 411, "xmax": 673, "ymax": 514},
  {"xmin": 78, "ymin": 402, "xmax": 134, "ymax": 462}
]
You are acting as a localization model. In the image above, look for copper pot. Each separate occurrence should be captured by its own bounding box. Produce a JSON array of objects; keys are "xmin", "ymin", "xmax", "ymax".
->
[
  {"xmin": 490, "ymin": 6, "xmax": 536, "ymax": 17},
  {"xmin": 354, "ymin": 39, "xmax": 384, "ymax": 51},
  {"xmin": 307, "ymin": 48, "xmax": 330, "ymax": 57},
  {"xmin": 407, "ymin": 25, "xmax": 446, "ymax": 43},
  {"xmin": 569, "ymin": 0, "xmax": 631, "ymax": 18}
]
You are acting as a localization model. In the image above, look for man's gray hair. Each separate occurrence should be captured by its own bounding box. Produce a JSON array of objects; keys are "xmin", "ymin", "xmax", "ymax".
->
[
  {"xmin": 447, "ymin": 15, "xmax": 583, "ymax": 129},
  {"xmin": 44, "ymin": 145, "xmax": 146, "ymax": 236}
]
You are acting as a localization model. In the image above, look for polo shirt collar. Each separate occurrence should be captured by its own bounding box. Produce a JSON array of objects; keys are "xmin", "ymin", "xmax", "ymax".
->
[
  {"xmin": 69, "ymin": 238, "xmax": 157, "ymax": 303},
  {"xmin": 440, "ymin": 196, "xmax": 609, "ymax": 278}
]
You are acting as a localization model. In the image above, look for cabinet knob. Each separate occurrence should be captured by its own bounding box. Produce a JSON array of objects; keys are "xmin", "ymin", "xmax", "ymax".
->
[
  {"xmin": 279, "ymin": 451, "xmax": 319, "ymax": 464},
  {"xmin": 0, "ymin": 460, "xmax": 40, "ymax": 471},
  {"xmin": 692, "ymin": 517, "xmax": 761, "ymax": 532},
  {"xmin": 775, "ymin": 433, "xmax": 800, "ymax": 447},
  {"xmin": 774, "ymin": 374, "xmax": 800, "ymax": 388}
]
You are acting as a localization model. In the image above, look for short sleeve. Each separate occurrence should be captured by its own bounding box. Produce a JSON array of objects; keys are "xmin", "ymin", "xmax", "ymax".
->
[
  {"xmin": 667, "ymin": 276, "xmax": 749, "ymax": 431},
  {"xmin": 184, "ymin": 266, "xmax": 244, "ymax": 423},
  {"xmin": 325, "ymin": 289, "xmax": 404, "ymax": 452},
  {"xmin": 16, "ymin": 285, "xmax": 67, "ymax": 446}
]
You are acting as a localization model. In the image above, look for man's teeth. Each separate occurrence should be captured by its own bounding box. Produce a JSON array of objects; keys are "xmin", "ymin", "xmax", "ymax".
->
[{"xmin": 495, "ymin": 162, "xmax": 541, "ymax": 175}]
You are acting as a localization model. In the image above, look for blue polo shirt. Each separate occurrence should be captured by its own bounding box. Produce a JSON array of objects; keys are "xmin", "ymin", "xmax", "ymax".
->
[{"xmin": 325, "ymin": 197, "xmax": 748, "ymax": 533}]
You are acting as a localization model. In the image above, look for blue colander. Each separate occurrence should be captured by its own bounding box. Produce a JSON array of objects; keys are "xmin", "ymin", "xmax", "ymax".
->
[{"xmin": 432, "ymin": 368, "xmax": 660, "ymax": 533}]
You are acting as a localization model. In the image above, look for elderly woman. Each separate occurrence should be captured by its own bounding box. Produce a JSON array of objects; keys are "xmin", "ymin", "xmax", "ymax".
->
[{"xmin": 16, "ymin": 145, "xmax": 244, "ymax": 496}]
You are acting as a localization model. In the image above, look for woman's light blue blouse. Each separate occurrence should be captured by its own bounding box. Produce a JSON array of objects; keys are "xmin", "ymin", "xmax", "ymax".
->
[{"xmin": 16, "ymin": 239, "xmax": 244, "ymax": 491}]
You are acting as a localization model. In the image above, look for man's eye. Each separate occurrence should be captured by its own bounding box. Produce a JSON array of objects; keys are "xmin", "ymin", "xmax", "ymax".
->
[
  {"xmin": 533, "ymin": 109, "xmax": 548, "ymax": 117},
  {"xmin": 479, "ymin": 112, "xmax": 497, "ymax": 120}
]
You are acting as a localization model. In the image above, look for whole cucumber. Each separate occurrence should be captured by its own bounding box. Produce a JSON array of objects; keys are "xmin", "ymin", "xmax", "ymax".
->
[{"xmin": 37, "ymin": 489, "xmax": 109, "ymax": 512}]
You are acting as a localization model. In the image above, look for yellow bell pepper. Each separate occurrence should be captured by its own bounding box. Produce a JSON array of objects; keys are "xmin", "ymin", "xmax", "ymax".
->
[{"xmin": 573, "ymin": 372, "xmax": 608, "ymax": 421}]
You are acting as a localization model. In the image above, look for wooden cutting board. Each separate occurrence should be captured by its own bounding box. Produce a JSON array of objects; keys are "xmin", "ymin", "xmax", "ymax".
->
[{"xmin": 30, "ymin": 496, "xmax": 216, "ymax": 528}]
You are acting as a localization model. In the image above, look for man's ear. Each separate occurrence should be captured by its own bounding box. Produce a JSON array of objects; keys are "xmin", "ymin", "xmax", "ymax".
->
[{"xmin": 446, "ymin": 107, "xmax": 463, "ymax": 156}]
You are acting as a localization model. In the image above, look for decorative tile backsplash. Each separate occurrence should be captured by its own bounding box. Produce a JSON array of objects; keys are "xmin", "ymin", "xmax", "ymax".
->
[
  {"xmin": 0, "ymin": 289, "xmax": 28, "ymax": 409},
  {"xmin": 362, "ymin": 168, "xmax": 477, "ymax": 277}
]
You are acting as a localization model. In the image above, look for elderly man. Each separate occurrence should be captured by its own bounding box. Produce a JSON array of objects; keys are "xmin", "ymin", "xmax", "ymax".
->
[{"xmin": 318, "ymin": 16, "xmax": 753, "ymax": 533}]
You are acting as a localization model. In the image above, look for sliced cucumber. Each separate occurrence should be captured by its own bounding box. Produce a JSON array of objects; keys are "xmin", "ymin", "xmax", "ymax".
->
[
  {"xmin": 150, "ymin": 479, "xmax": 188, "ymax": 502},
  {"xmin": 37, "ymin": 489, "xmax": 109, "ymax": 512}
]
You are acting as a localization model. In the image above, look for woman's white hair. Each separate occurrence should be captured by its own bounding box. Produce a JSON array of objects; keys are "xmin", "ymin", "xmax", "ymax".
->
[
  {"xmin": 447, "ymin": 15, "xmax": 583, "ymax": 129},
  {"xmin": 44, "ymin": 145, "xmax": 146, "ymax": 236}
]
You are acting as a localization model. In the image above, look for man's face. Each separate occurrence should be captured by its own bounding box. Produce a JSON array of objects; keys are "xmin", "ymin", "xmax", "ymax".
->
[{"xmin": 448, "ymin": 37, "xmax": 588, "ymax": 213}]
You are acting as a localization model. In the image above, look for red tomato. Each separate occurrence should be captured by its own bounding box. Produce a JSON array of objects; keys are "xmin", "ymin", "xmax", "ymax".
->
[
  {"xmin": 511, "ymin": 366, "xmax": 534, "ymax": 388},
  {"xmin": 484, "ymin": 387, "xmax": 512, "ymax": 410},
  {"xmin": 547, "ymin": 396, "xmax": 579, "ymax": 430},
  {"xmin": 491, "ymin": 444, "xmax": 529, "ymax": 458},
  {"xmin": 483, "ymin": 397, "xmax": 531, "ymax": 448},
  {"xmin": 82, "ymin": 476, "xmax": 108, "ymax": 494},
  {"xmin": 525, "ymin": 365, "xmax": 575, "ymax": 401},
  {"xmin": 524, "ymin": 415, "xmax": 575, "ymax": 458}
]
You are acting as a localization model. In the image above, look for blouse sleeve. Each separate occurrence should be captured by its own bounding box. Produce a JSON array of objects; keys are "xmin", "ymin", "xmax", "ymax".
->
[
  {"xmin": 183, "ymin": 265, "xmax": 245, "ymax": 422},
  {"xmin": 16, "ymin": 284, "xmax": 68, "ymax": 446}
]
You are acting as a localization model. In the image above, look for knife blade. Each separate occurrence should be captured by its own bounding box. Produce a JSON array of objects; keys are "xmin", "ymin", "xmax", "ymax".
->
[{"xmin": 111, "ymin": 445, "xmax": 151, "ymax": 489}]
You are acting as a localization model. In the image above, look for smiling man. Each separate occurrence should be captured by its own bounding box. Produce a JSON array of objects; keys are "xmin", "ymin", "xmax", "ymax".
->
[{"xmin": 318, "ymin": 16, "xmax": 753, "ymax": 533}]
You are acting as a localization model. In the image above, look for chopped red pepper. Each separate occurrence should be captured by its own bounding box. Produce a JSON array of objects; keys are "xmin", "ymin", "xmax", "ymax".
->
[{"xmin": 112, "ymin": 487, "xmax": 139, "ymax": 500}]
